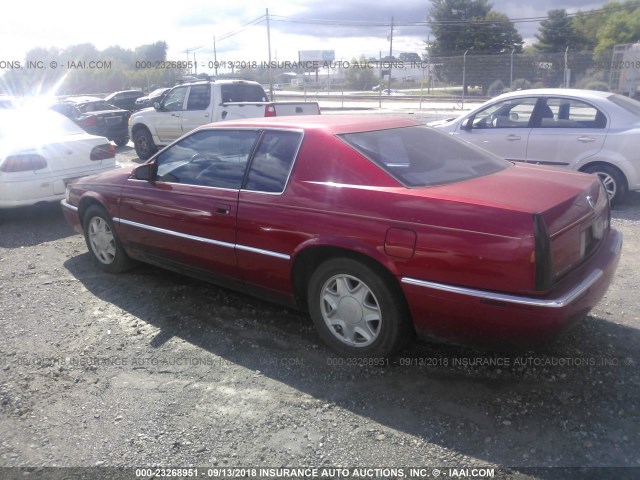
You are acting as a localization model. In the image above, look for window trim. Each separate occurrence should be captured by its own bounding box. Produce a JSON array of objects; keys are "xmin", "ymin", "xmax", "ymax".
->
[
  {"xmin": 148, "ymin": 127, "xmax": 304, "ymax": 195},
  {"xmin": 534, "ymin": 96, "xmax": 608, "ymax": 129}
]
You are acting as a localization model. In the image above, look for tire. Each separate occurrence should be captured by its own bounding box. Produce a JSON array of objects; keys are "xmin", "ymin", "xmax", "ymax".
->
[
  {"xmin": 583, "ymin": 164, "xmax": 627, "ymax": 206},
  {"xmin": 133, "ymin": 128, "xmax": 157, "ymax": 160},
  {"xmin": 307, "ymin": 258, "xmax": 411, "ymax": 358},
  {"xmin": 114, "ymin": 137, "xmax": 129, "ymax": 147},
  {"xmin": 83, "ymin": 205, "xmax": 135, "ymax": 273}
]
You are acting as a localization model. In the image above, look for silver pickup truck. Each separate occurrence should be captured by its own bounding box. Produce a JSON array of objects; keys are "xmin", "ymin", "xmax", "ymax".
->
[{"xmin": 129, "ymin": 79, "xmax": 320, "ymax": 159}]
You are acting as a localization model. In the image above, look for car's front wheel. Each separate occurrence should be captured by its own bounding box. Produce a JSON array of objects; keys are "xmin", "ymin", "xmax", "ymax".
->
[
  {"xmin": 307, "ymin": 258, "xmax": 411, "ymax": 358},
  {"xmin": 583, "ymin": 164, "xmax": 627, "ymax": 206},
  {"xmin": 133, "ymin": 128, "xmax": 157, "ymax": 160},
  {"xmin": 83, "ymin": 205, "xmax": 135, "ymax": 273}
]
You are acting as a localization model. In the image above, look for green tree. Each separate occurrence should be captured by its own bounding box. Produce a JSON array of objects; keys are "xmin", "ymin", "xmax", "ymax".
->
[
  {"xmin": 535, "ymin": 9, "xmax": 582, "ymax": 53},
  {"xmin": 429, "ymin": 0, "xmax": 523, "ymax": 93},
  {"xmin": 429, "ymin": 0, "xmax": 493, "ymax": 56},
  {"xmin": 344, "ymin": 56, "xmax": 377, "ymax": 90}
]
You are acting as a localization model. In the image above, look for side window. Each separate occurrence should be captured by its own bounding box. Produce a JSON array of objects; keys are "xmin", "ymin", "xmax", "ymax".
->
[
  {"xmin": 155, "ymin": 129, "xmax": 259, "ymax": 189},
  {"xmin": 162, "ymin": 87, "xmax": 188, "ymax": 112},
  {"xmin": 541, "ymin": 98, "xmax": 606, "ymax": 128},
  {"xmin": 186, "ymin": 84, "xmax": 211, "ymax": 111},
  {"xmin": 470, "ymin": 98, "xmax": 537, "ymax": 129},
  {"xmin": 245, "ymin": 131, "xmax": 301, "ymax": 193}
]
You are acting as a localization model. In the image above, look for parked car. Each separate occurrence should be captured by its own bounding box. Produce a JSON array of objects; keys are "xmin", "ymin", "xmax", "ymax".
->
[
  {"xmin": 431, "ymin": 88, "xmax": 640, "ymax": 205},
  {"xmin": 0, "ymin": 109, "xmax": 117, "ymax": 208},
  {"xmin": 103, "ymin": 90, "xmax": 144, "ymax": 111},
  {"xmin": 61, "ymin": 116, "xmax": 621, "ymax": 357},
  {"xmin": 51, "ymin": 99, "xmax": 131, "ymax": 146},
  {"xmin": 134, "ymin": 88, "xmax": 170, "ymax": 110},
  {"xmin": 129, "ymin": 80, "xmax": 320, "ymax": 160}
]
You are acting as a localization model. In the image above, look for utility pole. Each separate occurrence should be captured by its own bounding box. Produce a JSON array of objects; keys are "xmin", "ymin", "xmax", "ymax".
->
[
  {"xmin": 266, "ymin": 8, "xmax": 273, "ymax": 99},
  {"xmin": 388, "ymin": 16, "xmax": 394, "ymax": 94},
  {"xmin": 213, "ymin": 36, "xmax": 218, "ymax": 77}
]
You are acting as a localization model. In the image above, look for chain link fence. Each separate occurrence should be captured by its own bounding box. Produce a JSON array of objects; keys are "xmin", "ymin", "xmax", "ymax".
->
[{"xmin": 398, "ymin": 49, "xmax": 623, "ymax": 98}]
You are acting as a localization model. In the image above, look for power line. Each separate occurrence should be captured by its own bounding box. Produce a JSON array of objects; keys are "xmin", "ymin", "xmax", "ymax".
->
[{"xmin": 217, "ymin": 14, "xmax": 266, "ymax": 42}]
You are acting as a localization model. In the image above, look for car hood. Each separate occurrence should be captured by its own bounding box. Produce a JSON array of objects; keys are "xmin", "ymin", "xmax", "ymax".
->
[{"xmin": 75, "ymin": 164, "xmax": 134, "ymax": 186}]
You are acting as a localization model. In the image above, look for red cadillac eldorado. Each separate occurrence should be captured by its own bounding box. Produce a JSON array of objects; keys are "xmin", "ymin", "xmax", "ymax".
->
[{"xmin": 61, "ymin": 115, "xmax": 622, "ymax": 357}]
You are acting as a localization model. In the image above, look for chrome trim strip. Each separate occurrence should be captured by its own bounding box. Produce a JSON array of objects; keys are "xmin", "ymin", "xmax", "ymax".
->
[
  {"xmin": 235, "ymin": 244, "xmax": 290, "ymax": 260},
  {"xmin": 114, "ymin": 217, "xmax": 235, "ymax": 249},
  {"xmin": 61, "ymin": 200, "xmax": 78, "ymax": 212},
  {"xmin": 114, "ymin": 217, "xmax": 290, "ymax": 260},
  {"xmin": 401, "ymin": 269, "xmax": 604, "ymax": 308}
]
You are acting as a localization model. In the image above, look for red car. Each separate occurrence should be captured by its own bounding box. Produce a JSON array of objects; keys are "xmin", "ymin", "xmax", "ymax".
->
[{"xmin": 61, "ymin": 115, "xmax": 622, "ymax": 357}]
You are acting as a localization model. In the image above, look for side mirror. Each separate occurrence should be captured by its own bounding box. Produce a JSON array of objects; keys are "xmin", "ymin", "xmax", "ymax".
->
[
  {"xmin": 153, "ymin": 101, "xmax": 162, "ymax": 111},
  {"xmin": 460, "ymin": 118, "xmax": 473, "ymax": 131},
  {"xmin": 134, "ymin": 164, "xmax": 153, "ymax": 181}
]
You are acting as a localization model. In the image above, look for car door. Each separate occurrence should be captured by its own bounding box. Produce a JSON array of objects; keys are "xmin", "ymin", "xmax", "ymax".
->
[
  {"xmin": 453, "ymin": 97, "xmax": 538, "ymax": 163},
  {"xmin": 236, "ymin": 130, "xmax": 303, "ymax": 300},
  {"xmin": 525, "ymin": 97, "xmax": 608, "ymax": 168},
  {"xmin": 154, "ymin": 86, "xmax": 188, "ymax": 144},
  {"xmin": 181, "ymin": 84, "xmax": 212, "ymax": 133},
  {"xmin": 117, "ymin": 128, "xmax": 261, "ymax": 282}
]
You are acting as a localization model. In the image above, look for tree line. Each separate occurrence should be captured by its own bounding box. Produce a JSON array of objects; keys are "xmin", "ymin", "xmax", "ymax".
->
[{"xmin": 1, "ymin": 0, "xmax": 639, "ymax": 96}]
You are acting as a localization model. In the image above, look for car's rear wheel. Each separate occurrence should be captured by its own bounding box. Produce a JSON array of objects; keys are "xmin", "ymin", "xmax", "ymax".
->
[
  {"xmin": 583, "ymin": 164, "xmax": 627, "ymax": 206},
  {"xmin": 114, "ymin": 137, "xmax": 129, "ymax": 147},
  {"xmin": 307, "ymin": 258, "xmax": 411, "ymax": 358},
  {"xmin": 83, "ymin": 205, "xmax": 135, "ymax": 273},
  {"xmin": 133, "ymin": 128, "xmax": 157, "ymax": 160}
]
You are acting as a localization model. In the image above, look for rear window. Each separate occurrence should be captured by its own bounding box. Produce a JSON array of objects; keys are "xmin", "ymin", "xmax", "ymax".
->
[
  {"xmin": 220, "ymin": 84, "xmax": 268, "ymax": 103},
  {"xmin": 339, "ymin": 126, "xmax": 510, "ymax": 187},
  {"xmin": 608, "ymin": 93, "xmax": 640, "ymax": 117}
]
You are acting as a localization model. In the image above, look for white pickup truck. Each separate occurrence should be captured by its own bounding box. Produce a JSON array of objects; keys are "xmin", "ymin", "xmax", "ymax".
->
[{"xmin": 129, "ymin": 79, "xmax": 320, "ymax": 159}]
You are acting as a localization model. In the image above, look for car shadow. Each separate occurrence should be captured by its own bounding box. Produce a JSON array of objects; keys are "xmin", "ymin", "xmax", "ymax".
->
[
  {"xmin": 63, "ymin": 254, "xmax": 639, "ymax": 478},
  {"xmin": 612, "ymin": 191, "xmax": 640, "ymax": 221},
  {"xmin": 0, "ymin": 203, "xmax": 75, "ymax": 247}
]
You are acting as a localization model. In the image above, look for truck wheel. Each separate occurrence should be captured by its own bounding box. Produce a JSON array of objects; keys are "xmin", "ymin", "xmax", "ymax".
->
[{"xmin": 133, "ymin": 128, "xmax": 157, "ymax": 160}]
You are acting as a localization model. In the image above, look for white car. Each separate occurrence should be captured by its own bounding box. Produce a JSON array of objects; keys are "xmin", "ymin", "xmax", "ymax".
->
[
  {"xmin": 0, "ymin": 109, "xmax": 118, "ymax": 208},
  {"xmin": 431, "ymin": 88, "xmax": 640, "ymax": 204}
]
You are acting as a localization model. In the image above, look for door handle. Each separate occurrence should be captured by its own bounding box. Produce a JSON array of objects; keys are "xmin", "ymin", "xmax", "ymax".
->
[
  {"xmin": 578, "ymin": 136, "xmax": 595, "ymax": 143},
  {"xmin": 214, "ymin": 205, "xmax": 230, "ymax": 215},
  {"xmin": 204, "ymin": 113, "xmax": 210, "ymax": 118},
  {"xmin": 506, "ymin": 134, "xmax": 521, "ymax": 141},
  {"xmin": 171, "ymin": 113, "xmax": 181, "ymax": 117}
]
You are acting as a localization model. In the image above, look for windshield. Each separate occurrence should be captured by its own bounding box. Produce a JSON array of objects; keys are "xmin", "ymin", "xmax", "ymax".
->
[
  {"xmin": 340, "ymin": 125, "xmax": 510, "ymax": 187},
  {"xmin": 608, "ymin": 93, "xmax": 640, "ymax": 117}
]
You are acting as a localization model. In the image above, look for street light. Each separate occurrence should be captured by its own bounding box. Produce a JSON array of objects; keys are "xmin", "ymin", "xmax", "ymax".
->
[{"xmin": 462, "ymin": 48, "xmax": 472, "ymax": 109}]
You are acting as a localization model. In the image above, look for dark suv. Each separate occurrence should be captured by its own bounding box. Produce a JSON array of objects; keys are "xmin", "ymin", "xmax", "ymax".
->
[
  {"xmin": 51, "ymin": 99, "xmax": 131, "ymax": 146},
  {"xmin": 103, "ymin": 90, "xmax": 144, "ymax": 111}
]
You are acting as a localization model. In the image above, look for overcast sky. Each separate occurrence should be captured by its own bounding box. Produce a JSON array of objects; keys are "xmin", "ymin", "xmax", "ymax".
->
[{"xmin": 0, "ymin": 0, "xmax": 609, "ymax": 70}]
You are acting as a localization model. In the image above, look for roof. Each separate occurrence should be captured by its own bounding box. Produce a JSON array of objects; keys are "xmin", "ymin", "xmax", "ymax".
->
[
  {"xmin": 494, "ymin": 88, "xmax": 613, "ymax": 101},
  {"xmin": 214, "ymin": 114, "xmax": 422, "ymax": 134}
]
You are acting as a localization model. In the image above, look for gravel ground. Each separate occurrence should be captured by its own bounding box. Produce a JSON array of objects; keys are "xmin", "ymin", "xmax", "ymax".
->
[{"xmin": 0, "ymin": 122, "xmax": 639, "ymax": 480}]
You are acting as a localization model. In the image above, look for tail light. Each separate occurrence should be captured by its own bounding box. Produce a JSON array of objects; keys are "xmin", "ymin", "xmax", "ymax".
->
[
  {"xmin": 532, "ymin": 213, "xmax": 553, "ymax": 291},
  {"xmin": 1, "ymin": 154, "xmax": 47, "ymax": 172},
  {"xmin": 90, "ymin": 144, "xmax": 115, "ymax": 160},
  {"xmin": 82, "ymin": 117, "xmax": 97, "ymax": 127},
  {"xmin": 265, "ymin": 105, "xmax": 276, "ymax": 117}
]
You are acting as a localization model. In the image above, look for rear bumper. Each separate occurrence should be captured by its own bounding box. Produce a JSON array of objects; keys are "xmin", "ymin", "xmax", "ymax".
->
[{"xmin": 401, "ymin": 228, "xmax": 622, "ymax": 347}]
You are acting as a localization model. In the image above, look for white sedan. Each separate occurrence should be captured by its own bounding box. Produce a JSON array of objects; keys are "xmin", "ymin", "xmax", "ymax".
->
[
  {"xmin": 0, "ymin": 109, "xmax": 118, "ymax": 208},
  {"xmin": 431, "ymin": 88, "xmax": 640, "ymax": 204}
]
